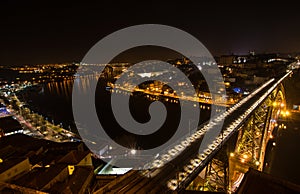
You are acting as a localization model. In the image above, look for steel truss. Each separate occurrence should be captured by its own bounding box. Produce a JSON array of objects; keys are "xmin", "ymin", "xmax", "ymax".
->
[{"xmin": 187, "ymin": 84, "xmax": 286, "ymax": 193}]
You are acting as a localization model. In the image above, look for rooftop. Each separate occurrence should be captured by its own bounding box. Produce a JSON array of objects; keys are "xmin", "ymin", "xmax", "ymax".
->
[
  {"xmin": 0, "ymin": 116, "xmax": 22, "ymax": 133},
  {"xmin": 49, "ymin": 166, "xmax": 94, "ymax": 193},
  {"xmin": 236, "ymin": 168, "xmax": 300, "ymax": 194},
  {"xmin": 0, "ymin": 157, "xmax": 28, "ymax": 174},
  {"xmin": 57, "ymin": 150, "xmax": 91, "ymax": 165},
  {"xmin": 13, "ymin": 164, "xmax": 67, "ymax": 190}
]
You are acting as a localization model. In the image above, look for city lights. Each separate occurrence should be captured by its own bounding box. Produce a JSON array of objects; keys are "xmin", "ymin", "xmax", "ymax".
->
[{"xmin": 0, "ymin": 5, "xmax": 299, "ymax": 192}]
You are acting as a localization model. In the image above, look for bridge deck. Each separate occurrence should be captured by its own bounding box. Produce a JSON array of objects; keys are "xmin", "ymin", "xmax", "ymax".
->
[{"xmin": 94, "ymin": 71, "xmax": 292, "ymax": 193}]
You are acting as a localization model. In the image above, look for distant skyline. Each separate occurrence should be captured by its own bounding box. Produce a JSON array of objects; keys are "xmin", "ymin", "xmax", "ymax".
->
[{"xmin": 1, "ymin": 1, "xmax": 300, "ymax": 65}]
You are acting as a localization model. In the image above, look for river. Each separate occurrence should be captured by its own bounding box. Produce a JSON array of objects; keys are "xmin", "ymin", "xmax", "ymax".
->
[{"xmin": 17, "ymin": 76, "xmax": 216, "ymax": 147}]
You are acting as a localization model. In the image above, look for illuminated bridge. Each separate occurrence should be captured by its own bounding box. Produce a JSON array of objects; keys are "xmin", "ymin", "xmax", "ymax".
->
[{"xmin": 94, "ymin": 71, "xmax": 291, "ymax": 193}]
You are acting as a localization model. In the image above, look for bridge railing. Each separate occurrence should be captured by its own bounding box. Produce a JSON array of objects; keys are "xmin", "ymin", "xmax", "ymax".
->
[{"xmin": 166, "ymin": 70, "xmax": 292, "ymax": 191}]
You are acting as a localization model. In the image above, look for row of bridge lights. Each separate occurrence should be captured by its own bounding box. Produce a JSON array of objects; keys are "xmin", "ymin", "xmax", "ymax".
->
[
  {"xmin": 229, "ymin": 152, "xmax": 260, "ymax": 166},
  {"xmin": 273, "ymin": 102, "xmax": 290, "ymax": 117},
  {"xmin": 166, "ymin": 72, "xmax": 292, "ymax": 190},
  {"xmin": 222, "ymin": 90, "xmax": 271, "ymax": 166},
  {"xmin": 166, "ymin": 78, "xmax": 278, "ymax": 190},
  {"xmin": 230, "ymin": 78, "xmax": 288, "ymax": 166},
  {"xmin": 230, "ymin": 72, "xmax": 292, "ymax": 171}
]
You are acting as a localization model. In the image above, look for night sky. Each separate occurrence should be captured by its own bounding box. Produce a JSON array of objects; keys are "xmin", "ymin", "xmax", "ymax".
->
[{"xmin": 1, "ymin": 1, "xmax": 300, "ymax": 65}]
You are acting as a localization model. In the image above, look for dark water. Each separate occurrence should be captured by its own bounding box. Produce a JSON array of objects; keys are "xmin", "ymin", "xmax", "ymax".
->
[
  {"xmin": 18, "ymin": 76, "xmax": 215, "ymax": 148},
  {"xmin": 18, "ymin": 79, "xmax": 75, "ymax": 130}
]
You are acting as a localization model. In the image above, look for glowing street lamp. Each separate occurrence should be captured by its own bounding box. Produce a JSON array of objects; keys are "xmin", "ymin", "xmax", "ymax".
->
[
  {"xmin": 130, "ymin": 149, "xmax": 137, "ymax": 155},
  {"xmin": 285, "ymin": 110, "xmax": 290, "ymax": 116}
]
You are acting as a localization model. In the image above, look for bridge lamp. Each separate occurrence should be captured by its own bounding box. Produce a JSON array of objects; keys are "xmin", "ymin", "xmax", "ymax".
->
[
  {"xmin": 167, "ymin": 179, "xmax": 178, "ymax": 190},
  {"xmin": 152, "ymin": 160, "xmax": 163, "ymax": 168},
  {"xmin": 178, "ymin": 172, "xmax": 187, "ymax": 180},
  {"xmin": 255, "ymin": 161, "xmax": 260, "ymax": 166},
  {"xmin": 130, "ymin": 149, "xmax": 137, "ymax": 155},
  {"xmin": 285, "ymin": 110, "xmax": 290, "ymax": 116}
]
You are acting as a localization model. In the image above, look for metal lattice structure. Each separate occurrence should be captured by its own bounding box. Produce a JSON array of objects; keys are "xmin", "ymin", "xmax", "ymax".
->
[
  {"xmin": 91, "ymin": 73, "xmax": 291, "ymax": 193},
  {"xmin": 187, "ymin": 83, "xmax": 286, "ymax": 193},
  {"xmin": 203, "ymin": 151, "xmax": 229, "ymax": 192}
]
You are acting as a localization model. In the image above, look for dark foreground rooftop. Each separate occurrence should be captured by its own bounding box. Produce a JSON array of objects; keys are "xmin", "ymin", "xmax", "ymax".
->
[{"xmin": 236, "ymin": 168, "xmax": 300, "ymax": 194}]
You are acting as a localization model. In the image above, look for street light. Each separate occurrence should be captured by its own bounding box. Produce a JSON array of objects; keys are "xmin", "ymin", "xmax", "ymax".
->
[
  {"xmin": 130, "ymin": 149, "xmax": 137, "ymax": 155},
  {"xmin": 285, "ymin": 110, "xmax": 290, "ymax": 116}
]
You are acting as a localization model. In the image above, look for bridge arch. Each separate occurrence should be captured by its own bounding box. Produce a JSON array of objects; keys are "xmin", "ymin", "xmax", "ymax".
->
[{"xmin": 228, "ymin": 82, "xmax": 286, "ymax": 191}]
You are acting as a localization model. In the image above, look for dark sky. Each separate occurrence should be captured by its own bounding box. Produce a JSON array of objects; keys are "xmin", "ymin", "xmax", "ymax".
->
[{"xmin": 1, "ymin": 1, "xmax": 300, "ymax": 65}]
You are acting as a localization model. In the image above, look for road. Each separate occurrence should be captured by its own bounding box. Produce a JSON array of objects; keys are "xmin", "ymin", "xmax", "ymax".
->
[
  {"xmin": 0, "ymin": 83, "xmax": 78, "ymax": 142},
  {"xmin": 112, "ymin": 84, "xmax": 230, "ymax": 107}
]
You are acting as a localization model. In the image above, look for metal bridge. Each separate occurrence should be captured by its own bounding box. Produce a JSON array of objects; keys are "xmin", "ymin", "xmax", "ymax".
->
[{"xmin": 94, "ymin": 70, "xmax": 291, "ymax": 194}]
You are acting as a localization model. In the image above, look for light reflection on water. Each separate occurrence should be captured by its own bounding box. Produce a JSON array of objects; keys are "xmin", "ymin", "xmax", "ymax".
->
[
  {"xmin": 21, "ymin": 75, "xmax": 101, "ymax": 131},
  {"xmin": 21, "ymin": 74, "xmax": 213, "ymax": 136}
]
